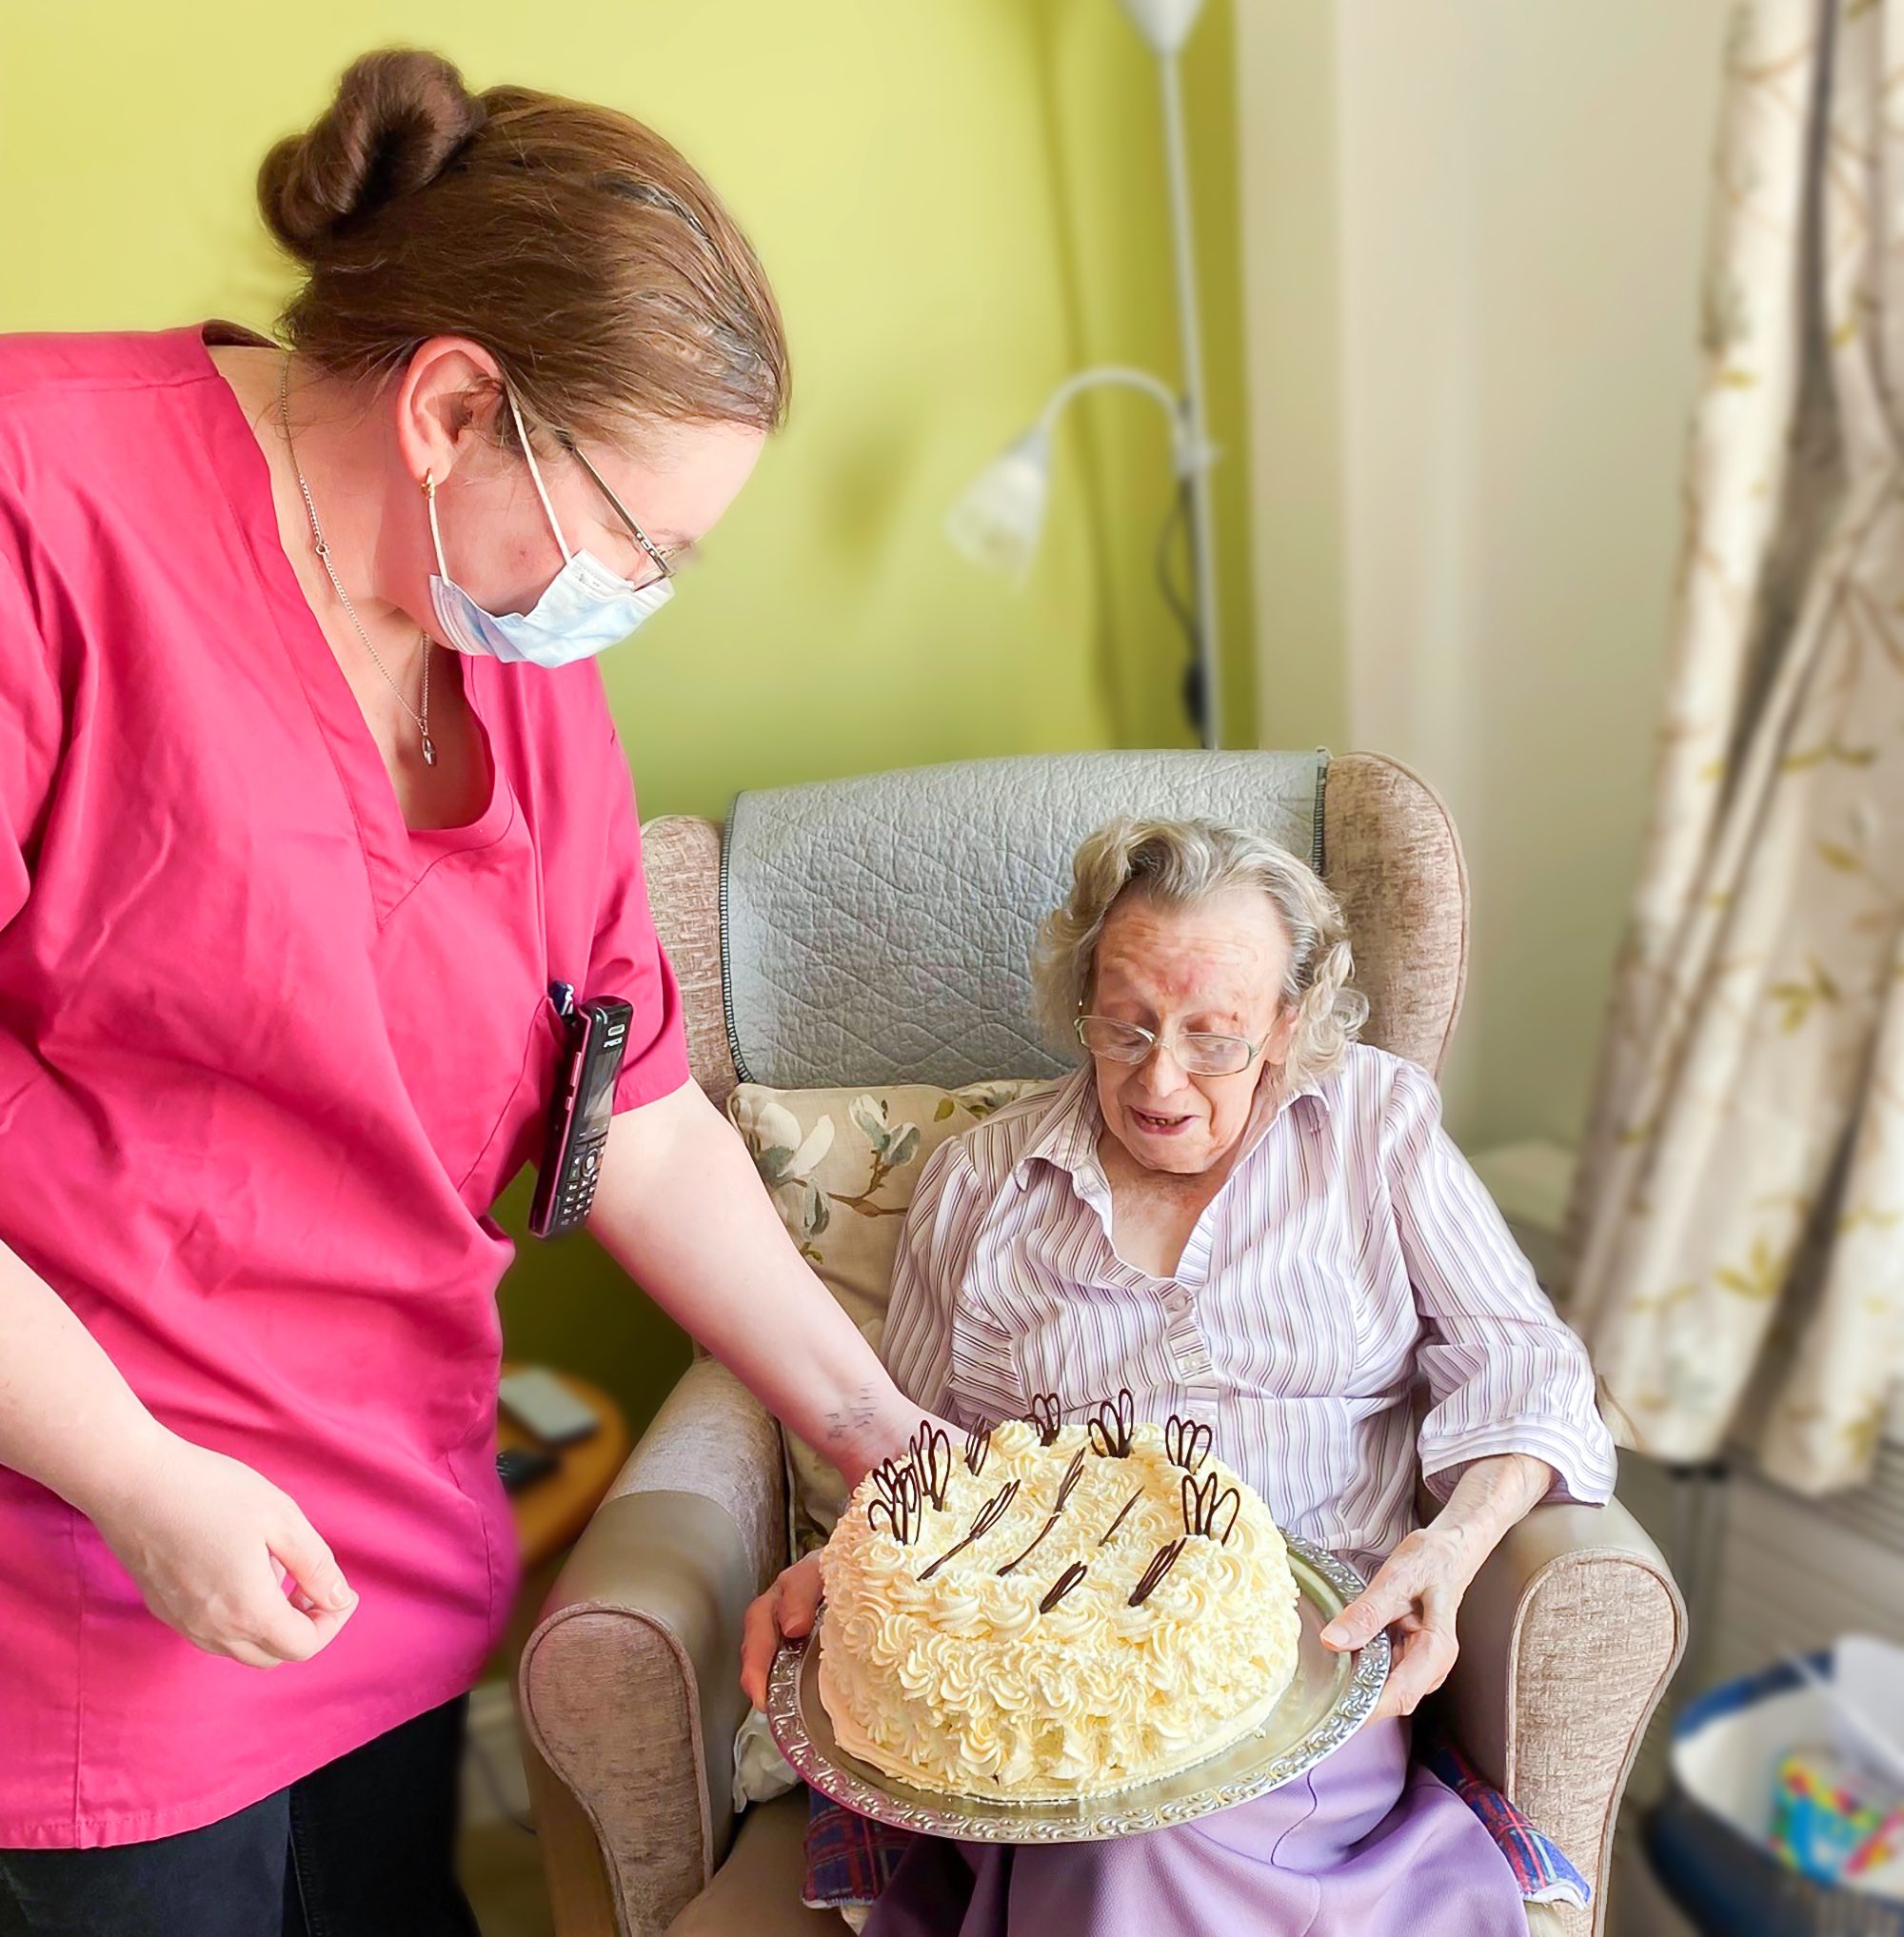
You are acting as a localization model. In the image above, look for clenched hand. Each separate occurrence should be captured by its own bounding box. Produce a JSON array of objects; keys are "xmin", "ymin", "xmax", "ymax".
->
[{"xmin": 89, "ymin": 1431, "xmax": 358, "ymax": 1669}]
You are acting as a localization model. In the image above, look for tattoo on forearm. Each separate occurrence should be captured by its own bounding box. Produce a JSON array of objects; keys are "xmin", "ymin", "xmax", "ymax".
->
[{"xmin": 823, "ymin": 1384, "xmax": 880, "ymax": 1451}]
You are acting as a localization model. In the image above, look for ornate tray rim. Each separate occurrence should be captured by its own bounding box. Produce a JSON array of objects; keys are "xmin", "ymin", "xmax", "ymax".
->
[{"xmin": 765, "ymin": 1530, "xmax": 1391, "ymax": 1842}]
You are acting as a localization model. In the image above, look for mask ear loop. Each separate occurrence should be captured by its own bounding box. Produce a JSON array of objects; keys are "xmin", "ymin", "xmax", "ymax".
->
[
  {"xmin": 506, "ymin": 388, "xmax": 573, "ymax": 564},
  {"xmin": 422, "ymin": 471, "xmax": 454, "ymax": 579}
]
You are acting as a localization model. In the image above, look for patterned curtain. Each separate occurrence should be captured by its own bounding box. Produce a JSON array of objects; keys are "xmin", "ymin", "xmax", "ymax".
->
[{"xmin": 1566, "ymin": 0, "xmax": 1904, "ymax": 1494}]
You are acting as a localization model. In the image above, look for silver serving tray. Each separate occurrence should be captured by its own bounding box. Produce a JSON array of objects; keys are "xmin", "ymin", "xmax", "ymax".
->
[{"xmin": 766, "ymin": 1532, "xmax": 1390, "ymax": 1843}]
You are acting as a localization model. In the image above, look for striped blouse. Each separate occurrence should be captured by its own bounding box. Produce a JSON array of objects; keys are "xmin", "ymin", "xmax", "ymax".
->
[{"xmin": 881, "ymin": 1045, "xmax": 1616, "ymax": 1571}]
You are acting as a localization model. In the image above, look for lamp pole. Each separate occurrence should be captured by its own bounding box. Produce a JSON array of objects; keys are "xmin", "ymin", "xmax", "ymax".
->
[
  {"xmin": 1116, "ymin": 0, "xmax": 1220, "ymax": 746},
  {"xmin": 1155, "ymin": 43, "xmax": 1220, "ymax": 748},
  {"xmin": 947, "ymin": 0, "xmax": 1222, "ymax": 746}
]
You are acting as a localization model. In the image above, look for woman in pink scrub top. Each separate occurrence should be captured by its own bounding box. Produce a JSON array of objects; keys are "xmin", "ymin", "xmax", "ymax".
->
[{"xmin": 0, "ymin": 50, "xmax": 923, "ymax": 1937}]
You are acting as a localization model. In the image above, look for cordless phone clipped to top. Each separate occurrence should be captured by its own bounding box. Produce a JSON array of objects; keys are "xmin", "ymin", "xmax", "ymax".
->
[{"xmin": 529, "ymin": 984, "xmax": 631, "ymax": 1238}]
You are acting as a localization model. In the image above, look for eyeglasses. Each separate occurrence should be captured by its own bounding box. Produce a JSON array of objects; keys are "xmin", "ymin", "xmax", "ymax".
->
[
  {"xmin": 1073, "ymin": 1015, "xmax": 1268, "ymax": 1077},
  {"xmin": 507, "ymin": 391, "xmax": 687, "ymax": 590},
  {"xmin": 563, "ymin": 439, "xmax": 686, "ymax": 591}
]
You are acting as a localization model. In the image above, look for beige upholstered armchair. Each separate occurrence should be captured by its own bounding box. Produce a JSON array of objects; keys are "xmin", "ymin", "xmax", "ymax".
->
[{"xmin": 515, "ymin": 751, "xmax": 1686, "ymax": 1937}]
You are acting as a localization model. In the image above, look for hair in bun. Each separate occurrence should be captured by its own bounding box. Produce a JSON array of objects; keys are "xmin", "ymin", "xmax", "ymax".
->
[
  {"xmin": 252, "ymin": 48, "xmax": 787, "ymax": 438},
  {"xmin": 259, "ymin": 50, "xmax": 486, "ymax": 264}
]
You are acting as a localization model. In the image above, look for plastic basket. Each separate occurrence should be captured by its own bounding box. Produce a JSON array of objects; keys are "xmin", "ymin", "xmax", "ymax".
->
[{"xmin": 1647, "ymin": 1659, "xmax": 1904, "ymax": 1937}]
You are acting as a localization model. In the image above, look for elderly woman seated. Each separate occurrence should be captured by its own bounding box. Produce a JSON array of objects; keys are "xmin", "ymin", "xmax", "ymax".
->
[{"xmin": 743, "ymin": 815, "xmax": 1616, "ymax": 1937}]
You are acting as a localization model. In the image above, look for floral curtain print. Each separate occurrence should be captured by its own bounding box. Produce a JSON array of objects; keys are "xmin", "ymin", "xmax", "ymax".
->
[{"xmin": 1566, "ymin": 0, "xmax": 1904, "ymax": 1493}]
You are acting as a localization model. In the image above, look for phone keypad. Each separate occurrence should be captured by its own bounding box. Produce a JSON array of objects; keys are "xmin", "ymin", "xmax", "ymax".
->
[{"xmin": 556, "ymin": 1131, "xmax": 609, "ymax": 1224}]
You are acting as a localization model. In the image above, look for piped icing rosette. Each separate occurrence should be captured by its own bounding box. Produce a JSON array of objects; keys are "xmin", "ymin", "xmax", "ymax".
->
[{"xmin": 815, "ymin": 1410, "xmax": 1302, "ymax": 1801}]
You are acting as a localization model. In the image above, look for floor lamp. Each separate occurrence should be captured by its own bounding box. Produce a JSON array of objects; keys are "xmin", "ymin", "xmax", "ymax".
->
[{"xmin": 945, "ymin": 0, "xmax": 1223, "ymax": 749}]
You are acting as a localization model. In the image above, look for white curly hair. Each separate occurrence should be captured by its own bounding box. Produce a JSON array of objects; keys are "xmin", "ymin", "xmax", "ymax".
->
[{"xmin": 1032, "ymin": 816, "xmax": 1369, "ymax": 1090}]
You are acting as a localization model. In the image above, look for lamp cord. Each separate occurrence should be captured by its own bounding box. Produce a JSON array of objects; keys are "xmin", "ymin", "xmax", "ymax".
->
[{"xmin": 1154, "ymin": 480, "xmax": 1204, "ymax": 731}]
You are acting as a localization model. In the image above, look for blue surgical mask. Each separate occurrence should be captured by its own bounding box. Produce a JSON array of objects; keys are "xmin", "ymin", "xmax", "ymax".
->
[{"xmin": 426, "ymin": 392, "xmax": 674, "ymax": 668}]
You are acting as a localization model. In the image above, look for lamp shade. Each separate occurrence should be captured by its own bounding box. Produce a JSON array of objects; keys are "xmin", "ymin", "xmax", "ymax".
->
[
  {"xmin": 1114, "ymin": 0, "xmax": 1207, "ymax": 55},
  {"xmin": 944, "ymin": 431, "xmax": 1051, "ymax": 580}
]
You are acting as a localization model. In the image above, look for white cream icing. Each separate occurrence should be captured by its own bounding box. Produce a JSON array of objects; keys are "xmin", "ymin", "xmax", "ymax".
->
[{"xmin": 817, "ymin": 1420, "xmax": 1302, "ymax": 1801}]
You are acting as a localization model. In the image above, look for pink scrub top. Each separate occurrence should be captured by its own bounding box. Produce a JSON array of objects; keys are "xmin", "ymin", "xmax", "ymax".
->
[{"xmin": 0, "ymin": 326, "xmax": 691, "ymax": 1848}]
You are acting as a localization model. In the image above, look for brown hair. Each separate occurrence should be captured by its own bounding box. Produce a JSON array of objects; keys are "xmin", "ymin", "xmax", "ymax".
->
[{"xmin": 257, "ymin": 49, "xmax": 788, "ymax": 445}]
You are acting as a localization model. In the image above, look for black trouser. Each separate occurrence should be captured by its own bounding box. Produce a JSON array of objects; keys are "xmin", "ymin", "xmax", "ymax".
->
[{"xmin": 0, "ymin": 1697, "xmax": 482, "ymax": 1937}]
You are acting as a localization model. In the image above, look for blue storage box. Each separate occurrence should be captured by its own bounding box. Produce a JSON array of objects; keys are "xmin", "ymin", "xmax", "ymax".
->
[{"xmin": 1649, "ymin": 1656, "xmax": 1904, "ymax": 1937}]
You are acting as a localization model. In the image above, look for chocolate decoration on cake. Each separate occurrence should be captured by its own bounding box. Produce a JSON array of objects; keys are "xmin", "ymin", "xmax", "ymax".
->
[
  {"xmin": 1127, "ymin": 1537, "xmax": 1187, "ymax": 1607},
  {"xmin": 919, "ymin": 1479, "xmax": 1021, "ymax": 1582},
  {"xmin": 964, "ymin": 1422, "xmax": 992, "ymax": 1477},
  {"xmin": 1098, "ymin": 1487, "xmax": 1144, "ymax": 1547},
  {"xmin": 1165, "ymin": 1413, "xmax": 1214, "ymax": 1474},
  {"xmin": 996, "ymin": 1446, "xmax": 1088, "ymax": 1574},
  {"xmin": 1087, "ymin": 1388, "xmax": 1136, "ymax": 1459},
  {"xmin": 1025, "ymin": 1392, "xmax": 1063, "ymax": 1446},
  {"xmin": 1038, "ymin": 1562, "xmax": 1089, "ymax": 1614},
  {"xmin": 1181, "ymin": 1469, "xmax": 1241, "ymax": 1546},
  {"xmin": 870, "ymin": 1456, "xmax": 910, "ymax": 1508},
  {"xmin": 867, "ymin": 1463, "xmax": 922, "ymax": 1545},
  {"xmin": 911, "ymin": 1423, "xmax": 953, "ymax": 1512}
]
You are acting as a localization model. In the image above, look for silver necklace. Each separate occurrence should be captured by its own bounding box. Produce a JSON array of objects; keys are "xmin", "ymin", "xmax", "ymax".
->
[{"xmin": 277, "ymin": 355, "xmax": 435, "ymax": 767}]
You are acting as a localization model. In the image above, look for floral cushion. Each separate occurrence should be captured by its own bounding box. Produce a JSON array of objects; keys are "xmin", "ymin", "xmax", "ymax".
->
[{"xmin": 727, "ymin": 1078, "xmax": 1047, "ymax": 1554}]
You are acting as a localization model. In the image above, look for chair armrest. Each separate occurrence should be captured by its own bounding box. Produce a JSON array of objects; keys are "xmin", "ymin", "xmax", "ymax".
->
[
  {"xmin": 516, "ymin": 1357, "xmax": 788, "ymax": 1937},
  {"xmin": 1439, "ymin": 1495, "xmax": 1687, "ymax": 1937}
]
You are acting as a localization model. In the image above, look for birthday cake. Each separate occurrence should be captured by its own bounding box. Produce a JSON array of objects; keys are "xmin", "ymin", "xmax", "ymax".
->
[{"xmin": 816, "ymin": 1395, "xmax": 1303, "ymax": 1801}]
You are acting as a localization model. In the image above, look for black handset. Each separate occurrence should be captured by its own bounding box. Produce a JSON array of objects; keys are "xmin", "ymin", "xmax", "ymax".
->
[
  {"xmin": 496, "ymin": 1444, "xmax": 560, "ymax": 1493},
  {"xmin": 529, "ymin": 994, "xmax": 632, "ymax": 1238}
]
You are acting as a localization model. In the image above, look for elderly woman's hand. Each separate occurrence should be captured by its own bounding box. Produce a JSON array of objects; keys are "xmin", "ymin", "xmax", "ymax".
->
[
  {"xmin": 738, "ymin": 1412, "xmax": 958, "ymax": 1708},
  {"xmin": 1319, "ymin": 1452, "xmax": 1556, "ymax": 1721},
  {"xmin": 741, "ymin": 1552, "xmax": 823, "ymax": 1710},
  {"xmin": 1318, "ymin": 1524, "xmax": 1472, "ymax": 1720}
]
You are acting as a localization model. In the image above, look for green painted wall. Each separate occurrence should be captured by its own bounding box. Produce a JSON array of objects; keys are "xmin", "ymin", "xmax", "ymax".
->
[{"xmin": 4, "ymin": 1, "xmax": 1254, "ymax": 1438}]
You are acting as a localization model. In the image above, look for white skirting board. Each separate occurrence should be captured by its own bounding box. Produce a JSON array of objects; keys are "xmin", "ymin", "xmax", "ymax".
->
[
  {"xmin": 462, "ymin": 1679, "xmax": 532, "ymax": 1831},
  {"xmin": 1695, "ymin": 1446, "xmax": 1904, "ymax": 1685}
]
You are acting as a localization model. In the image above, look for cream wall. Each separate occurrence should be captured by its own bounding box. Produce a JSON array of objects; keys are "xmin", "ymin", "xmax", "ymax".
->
[
  {"xmin": 1238, "ymin": 0, "xmax": 1730, "ymax": 1147},
  {"xmin": 1235, "ymin": 0, "xmax": 1352, "ymax": 759}
]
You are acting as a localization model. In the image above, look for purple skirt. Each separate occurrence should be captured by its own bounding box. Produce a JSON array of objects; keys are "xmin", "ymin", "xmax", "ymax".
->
[{"xmin": 863, "ymin": 1721, "xmax": 1527, "ymax": 1937}]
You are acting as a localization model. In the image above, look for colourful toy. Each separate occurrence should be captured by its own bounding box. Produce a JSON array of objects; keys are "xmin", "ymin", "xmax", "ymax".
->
[{"xmin": 1771, "ymin": 1749, "xmax": 1904, "ymax": 1891}]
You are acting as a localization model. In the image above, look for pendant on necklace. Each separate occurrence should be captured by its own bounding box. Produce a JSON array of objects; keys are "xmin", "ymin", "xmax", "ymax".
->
[{"xmin": 421, "ymin": 733, "xmax": 437, "ymax": 768}]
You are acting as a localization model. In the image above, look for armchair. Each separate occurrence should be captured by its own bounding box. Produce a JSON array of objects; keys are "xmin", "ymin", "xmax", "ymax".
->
[{"xmin": 517, "ymin": 751, "xmax": 1686, "ymax": 1937}]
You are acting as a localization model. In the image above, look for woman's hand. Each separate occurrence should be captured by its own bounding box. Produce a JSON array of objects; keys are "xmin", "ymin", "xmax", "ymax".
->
[
  {"xmin": 1319, "ymin": 1452, "xmax": 1555, "ymax": 1722},
  {"xmin": 741, "ymin": 1552, "xmax": 823, "ymax": 1709},
  {"xmin": 87, "ymin": 1430, "xmax": 358, "ymax": 1670},
  {"xmin": 0, "ymin": 1240, "xmax": 355, "ymax": 1670},
  {"xmin": 1319, "ymin": 1524, "xmax": 1469, "ymax": 1720}
]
